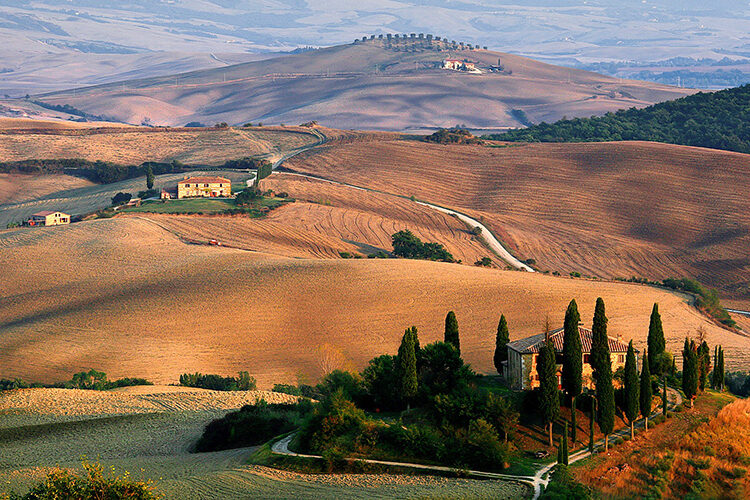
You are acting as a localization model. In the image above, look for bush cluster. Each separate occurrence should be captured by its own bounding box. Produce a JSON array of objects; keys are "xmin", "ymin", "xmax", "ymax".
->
[
  {"xmin": 0, "ymin": 370, "xmax": 151, "ymax": 392},
  {"xmin": 391, "ymin": 230, "xmax": 454, "ymax": 262},
  {"xmin": 196, "ymin": 400, "xmax": 310, "ymax": 452},
  {"xmin": 423, "ymin": 128, "xmax": 483, "ymax": 145},
  {"xmin": 179, "ymin": 371, "xmax": 256, "ymax": 391}
]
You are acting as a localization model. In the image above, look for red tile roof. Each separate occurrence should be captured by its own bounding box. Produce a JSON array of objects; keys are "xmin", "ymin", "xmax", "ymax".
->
[
  {"xmin": 507, "ymin": 326, "xmax": 632, "ymax": 354},
  {"xmin": 178, "ymin": 176, "xmax": 230, "ymax": 184},
  {"xmin": 31, "ymin": 210, "xmax": 56, "ymax": 216}
]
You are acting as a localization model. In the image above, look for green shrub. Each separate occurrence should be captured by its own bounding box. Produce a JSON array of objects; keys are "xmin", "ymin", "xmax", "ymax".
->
[
  {"xmin": 539, "ymin": 464, "xmax": 591, "ymax": 499},
  {"xmin": 273, "ymin": 384, "xmax": 301, "ymax": 396},
  {"xmin": 179, "ymin": 371, "xmax": 256, "ymax": 391},
  {"xmin": 196, "ymin": 401, "xmax": 305, "ymax": 452},
  {"xmin": 9, "ymin": 461, "xmax": 159, "ymax": 499}
]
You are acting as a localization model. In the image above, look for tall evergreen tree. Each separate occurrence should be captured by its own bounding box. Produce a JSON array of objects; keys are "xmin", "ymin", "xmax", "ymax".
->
[
  {"xmin": 444, "ymin": 311, "xmax": 460, "ymax": 355},
  {"xmin": 589, "ymin": 394, "xmax": 596, "ymax": 453},
  {"xmin": 717, "ymin": 346, "xmax": 725, "ymax": 391},
  {"xmin": 590, "ymin": 298, "xmax": 609, "ymax": 381},
  {"xmin": 560, "ymin": 422, "xmax": 569, "ymax": 465},
  {"xmin": 682, "ymin": 338, "xmax": 698, "ymax": 408},
  {"xmin": 538, "ymin": 337, "xmax": 560, "ymax": 447},
  {"xmin": 494, "ymin": 314, "xmax": 510, "ymax": 375},
  {"xmin": 640, "ymin": 350, "xmax": 653, "ymax": 429},
  {"xmin": 409, "ymin": 326, "xmax": 420, "ymax": 355},
  {"xmin": 662, "ymin": 376, "xmax": 667, "ymax": 416},
  {"xmin": 647, "ymin": 303, "xmax": 665, "ymax": 375},
  {"xmin": 623, "ymin": 340, "xmax": 640, "ymax": 439},
  {"xmin": 146, "ymin": 164, "xmax": 155, "ymax": 190},
  {"xmin": 590, "ymin": 298, "xmax": 614, "ymax": 450},
  {"xmin": 711, "ymin": 346, "xmax": 719, "ymax": 389},
  {"xmin": 698, "ymin": 341, "xmax": 710, "ymax": 391},
  {"xmin": 562, "ymin": 299, "xmax": 582, "ymax": 442},
  {"xmin": 397, "ymin": 327, "xmax": 418, "ymax": 409}
]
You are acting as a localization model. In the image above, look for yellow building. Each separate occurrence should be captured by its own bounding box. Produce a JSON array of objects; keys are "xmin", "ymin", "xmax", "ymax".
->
[
  {"xmin": 27, "ymin": 210, "xmax": 70, "ymax": 226},
  {"xmin": 505, "ymin": 325, "xmax": 633, "ymax": 390},
  {"xmin": 177, "ymin": 176, "xmax": 231, "ymax": 199}
]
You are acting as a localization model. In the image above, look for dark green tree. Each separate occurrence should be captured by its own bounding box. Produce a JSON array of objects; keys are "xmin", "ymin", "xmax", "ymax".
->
[
  {"xmin": 538, "ymin": 337, "xmax": 560, "ymax": 447},
  {"xmin": 494, "ymin": 314, "xmax": 510, "ymax": 375},
  {"xmin": 717, "ymin": 346, "xmax": 725, "ymax": 391},
  {"xmin": 146, "ymin": 164, "xmax": 154, "ymax": 190},
  {"xmin": 562, "ymin": 299, "xmax": 582, "ymax": 442},
  {"xmin": 562, "ymin": 422, "xmax": 569, "ymax": 465},
  {"xmin": 639, "ymin": 350, "xmax": 652, "ymax": 429},
  {"xmin": 662, "ymin": 376, "xmax": 667, "ymax": 416},
  {"xmin": 647, "ymin": 303, "xmax": 665, "ymax": 375},
  {"xmin": 589, "ymin": 394, "xmax": 596, "ymax": 453},
  {"xmin": 698, "ymin": 340, "xmax": 710, "ymax": 391},
  {"xmin": 397, "ymin": 327, "xmax": 418, "ymax": 409},
  {"xmin": 682, "ymin": 338, "xmax": 698, "ymax": 408},
  {"xmin": 590, "ymin": 298, "xmax": 609, "ymax": 380},
  {"xmin": 444, "ymin": 311, "xmax": 460, "ymax": 355},
  {"xmin": 590, "ymin": 298, "xmax": 614, "ymax": 450},
  {"xmin": 623, "ymin": 340, "xmax": 639, "ymax": 439},
  {"xmin": 711, "ymin": 346, "xmax": 719, "ymax": 389}
]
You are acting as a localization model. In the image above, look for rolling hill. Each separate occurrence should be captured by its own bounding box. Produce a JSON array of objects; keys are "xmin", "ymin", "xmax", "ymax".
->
[
  {"xmin": 1, "ymin": 217, "xmax": 747, "ymax": 388},
  {"xmin": 31, "ymin": 40, "xmax": 693, "ymax": 131},
  {"xmin": 283, "ymin": 135, "xmax": 750, "ymax": 308}
]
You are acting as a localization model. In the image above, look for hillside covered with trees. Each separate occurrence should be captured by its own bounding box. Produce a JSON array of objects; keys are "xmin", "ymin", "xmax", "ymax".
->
[{"xmin": 490, "ymin": 85, "xmax": 750, "ymax": 154}]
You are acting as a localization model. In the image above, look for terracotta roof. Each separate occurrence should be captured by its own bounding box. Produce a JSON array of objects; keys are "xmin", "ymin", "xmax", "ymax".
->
[
  {"xmin": 178, "ymin": 176, "xmax": 230, "ymax": 184},
  {"xmin": 31, "ymin": 210, "xmax": 57, "ymax": 216},
  {"xmin": 507, "ymin": 326, "xmax": 632, "ymax": 354}
]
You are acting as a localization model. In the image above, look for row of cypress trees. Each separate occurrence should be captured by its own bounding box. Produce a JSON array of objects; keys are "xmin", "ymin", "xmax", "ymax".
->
[{"xmin": 682, "ymin": 337, "xmax": 724, "ymax": 407}]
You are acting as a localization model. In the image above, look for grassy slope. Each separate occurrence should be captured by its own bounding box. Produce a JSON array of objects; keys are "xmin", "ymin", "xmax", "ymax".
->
[
  {"xmin": 572, "ymin": 391, "xmax": 745, "ymax": 499},
  {"xmin": 285, "ymin": 137, "xmax": 750, "ymax": 307},
  {"xmin": 33, "ymin": 42, "xmax": 692, "ymax": 129},
  {"xmin": 0, "ymin": 173, "xmax": 95, "ymax": 205},
  {"xmin": 1, "ymin": 217, "xmax": 747, "ymax": 388}
]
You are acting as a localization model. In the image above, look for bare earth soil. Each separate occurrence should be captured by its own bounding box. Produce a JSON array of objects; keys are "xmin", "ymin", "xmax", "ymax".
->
[
  {"xmin": 0, "ymin": 124, "xmax": 317, "ymax": 165},
  {"xmin": 0, "ymin": 173, "xmax": 94, "ymax": 205},
  {"xmin": 1, "ymin": 218, "xmax": 747, "ymax": 388},
  {"xmin": 285, "ymin": 137, "xmax": 750, "ymax": 305}
]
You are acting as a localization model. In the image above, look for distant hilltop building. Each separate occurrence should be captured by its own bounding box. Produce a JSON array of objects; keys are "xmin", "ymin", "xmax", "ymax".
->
[
  {"xmin": 442, "ymin": 59, "xmax": 478, "ymax": 72},
  {"xmin": 27, "ymin": 210, "xmax": 70, "ymax": 227},
  {"xmin": 177, "ymin": 176, "xmax": 231, "ymax": 199},
  {"xmin": 505, "ymin": 325, "xmax": 634, "ymax": 390}
]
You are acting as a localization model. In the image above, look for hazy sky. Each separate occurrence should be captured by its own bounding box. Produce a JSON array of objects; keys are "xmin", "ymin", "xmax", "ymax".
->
[{"xmin": 1, "ymin": 1, "xmax": 749, "ymax": 62}]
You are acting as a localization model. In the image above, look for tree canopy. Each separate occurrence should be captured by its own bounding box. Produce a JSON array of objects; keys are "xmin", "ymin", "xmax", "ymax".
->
[
  {"xmin": 647, "ymin": 303, "xmax": 666, "ymax": 375},
  {"xmin": 444, "ymin": 311, "xmax": 460, "ymax": 355},
  {"xmin": 489, "ymin": 84, "xmax": 750, "ymax": 154},
  {"xmin": 494, "ymin": 314, "xmax": 510, "ymax": 375},
  {"xmin": 561, "ymin": 299, "xmax": 582, "ymax": 400}
]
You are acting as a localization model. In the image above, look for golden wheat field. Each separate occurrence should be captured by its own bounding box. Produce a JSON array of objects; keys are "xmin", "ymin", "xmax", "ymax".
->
[
  {"xmin": 0, "ymin": 122, "xmax": 317, "ymax": 165},
  {"xmin": 285, "ymin": 137, "xmax": 750, "ymax": 306},
  {"xmin": 1, "ymin": 217, "xmax": 747, "ymax": 388},
  {"xmin": 0, "ymin": 173, "xmax": 95, "ymax": 205},
  {"xmin": 137, "ymin": 174, "xmax": 497, "ymax": 264}
]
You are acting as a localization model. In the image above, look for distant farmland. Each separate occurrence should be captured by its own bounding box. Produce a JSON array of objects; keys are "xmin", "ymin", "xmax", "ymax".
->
[
  {"xmin": 285, "ymin": 137, "xmax": 750, "ymax": 308},
  {"xmin": 0, "ymin": 123, "xmax": 318, "ymax": 165},
  {"xmin": 1, "ymin": 217, "xmax": 747, "ymax": 388}
]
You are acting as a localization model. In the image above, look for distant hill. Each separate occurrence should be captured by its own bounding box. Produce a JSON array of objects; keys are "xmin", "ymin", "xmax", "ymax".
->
[
  {"xmin": 31, "ymin": 39, "xmax": 693, "ymax": 131},
  {"xmin": 491, "ymin": 84, "xmax": 750, "ymax": 154}
]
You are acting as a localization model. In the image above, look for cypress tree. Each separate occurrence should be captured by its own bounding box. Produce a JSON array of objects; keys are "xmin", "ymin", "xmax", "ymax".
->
[
  {"xmin": 397, "ymin": 327, "xmax": 418, "ymax": 409},
  {"xmin": 444, "ymin": 311, "xmax": 460, "ymax": 355},
  {"xmin": 623, "ymin": 340, "xmax": 639, "ymax": 439},
  {"xmin": 647, "ymin": 303, "xmax": 665, "ymax": 375},
  {"xmin": 494, "ymin": 314, "xmax": 510, "ymax": 375},
  {"xmin": 711, "ymin": 346, "xmax": 718, "ymax": 389},
  {"xmin": 662, "ymin": 376, "xmax": 667, "ymax": 416},
  {"xmin": 682, "ymin": 338, "xmax": 698, "ymax": 408},
  {"xmin": 561, "ymin": 422, "xmax": 569, "ymax": 465},
  {"xmin": 562, "ymin": 299, "xmax": 582, "ymax": 442},
  {"xmin": 409, "ymin": 326, "xmax": 420, "ymax": 354},
  {"xmin": 698, "ymin": 341, "xmax": 710, "ymax": 391},
  {"xmin": 590, "ymin": 298, "xmax": 609, "ymax": 381},
  {"xmin": 718, "ymin": 346, "xmax": 725, "ymax": 391},
  {"xmin": 557, "ymin": 437, "xmax": 564, "ymax": 464},
  {"xmin": 640, "ymin": 350, "xmax": 652, "ymax": 429},
  {"xmin": 590, "ymin": 298, "xmax": 614, "ymax": 450},
  {"xmin": 146, "ymin": 164, "xmax": 155, "ymax": 190},
  {"xmin": 538, "ymin": 337, "xmax": 560, "ymax": 447}
]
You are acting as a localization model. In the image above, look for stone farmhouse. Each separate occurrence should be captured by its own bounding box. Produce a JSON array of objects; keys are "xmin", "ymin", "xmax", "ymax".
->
[
  {"xmin": 505, "ymin": 325, "xmax": 633, "ymax": 390},
  {"xmin": 27, "ymin": 210, "xmax": 70, "ymax": 227},
  {"xmin": 177, "ymin": 176, "xmax": 231, "ymax": 199}
]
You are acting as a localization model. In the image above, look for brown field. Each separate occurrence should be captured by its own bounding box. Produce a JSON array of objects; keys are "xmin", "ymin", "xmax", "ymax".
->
[
  {"xmin": 285, "ymin": 138, "xmax": 750, "ymax": 304},
  {"xmin": 573, "ymin": 391, "xmax": 746, "ymax": 499},
  {"xmin": 0, "ymin": 173, "xmax": 95, "ymax": 205},
  {"xmin": 0, "ymin": 122, "xmax": 317, "ymax": 165},
  {"xmin": 1, "ymin": 217, "xmax": 748, "ymax": 389},
  {"xmin": 33, "ymin": 43, "xmax": 692, "ymax": 130},
  {"xmin": 140, "ymin": 174, "xmax": 497, "ymax": 264}
]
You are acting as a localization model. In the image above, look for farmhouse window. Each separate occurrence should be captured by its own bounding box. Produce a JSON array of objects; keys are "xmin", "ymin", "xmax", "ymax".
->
[
  {"xmin": 204, "ymin": 183, "xmax": 209, "ymax": 187},
  {"xmin": 584, "ymin": 354, "xmax": 591, "ymax": 364},
  {"xmin": 618, "ymin": 354, "xmax": 625, "ymax": 363},
  {"xmin": 184, "ymin": 183, "xmax": 190, "ymax": 187}
]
